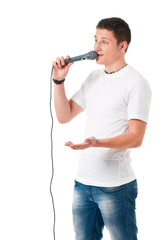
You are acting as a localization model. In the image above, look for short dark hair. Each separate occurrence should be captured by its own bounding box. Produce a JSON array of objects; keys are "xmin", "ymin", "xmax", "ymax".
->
[{"xmin": 96, "ymin": 17, "xmax": 131, "ymax": 51}]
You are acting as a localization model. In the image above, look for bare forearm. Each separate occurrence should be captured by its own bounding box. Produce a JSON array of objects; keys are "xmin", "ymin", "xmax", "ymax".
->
[
  {"xmin": 94, "ymin": 132, "xmax": 143, "ymax": 149},
  {"xmin": 65, "ymin": 120, "xmax": 146, "ymax": 150},
  {"xmin": 54, "ymin": 84, "xmax": 71, "ymax": 123},
  {"xmin": 52, "ymin": 55, "xmax": 74, "ymax": 123}
]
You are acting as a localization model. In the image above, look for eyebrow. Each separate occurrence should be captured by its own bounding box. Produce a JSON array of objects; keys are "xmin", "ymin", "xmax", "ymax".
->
[{"xmin": 94, "ymin": 36, "xmax": 111, "ymax": 41}]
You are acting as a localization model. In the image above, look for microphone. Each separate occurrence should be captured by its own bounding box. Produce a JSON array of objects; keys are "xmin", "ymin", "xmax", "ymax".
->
[{"xmin": 65, "ymin": 51, "xmax": 98, "ymax": 63}]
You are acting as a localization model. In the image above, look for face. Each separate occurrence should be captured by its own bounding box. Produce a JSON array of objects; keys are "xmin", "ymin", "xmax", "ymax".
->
[{"xmin": 94, "ymin": 28, "xmax": 124, "ymax": 67}]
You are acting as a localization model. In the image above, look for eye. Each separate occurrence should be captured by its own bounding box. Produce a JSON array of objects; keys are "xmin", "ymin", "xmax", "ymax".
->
[{"xmin": 103, "ymin": 41, "xmax": 108, "ymax": 44}]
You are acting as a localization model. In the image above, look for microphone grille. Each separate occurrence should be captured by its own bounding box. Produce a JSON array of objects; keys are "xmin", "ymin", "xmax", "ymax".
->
[{"xmin": 88, "ymin": 51, "xmax": 98, "ymax": 60}]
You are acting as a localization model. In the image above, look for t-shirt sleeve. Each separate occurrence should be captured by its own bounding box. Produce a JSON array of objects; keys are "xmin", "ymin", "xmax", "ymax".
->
[
  {"xmin": 71, "ymin": 81, "xmax": 86, "ymax": 110},
  {"xmin": 127, "ymin": 78, "xmax": 152, "ymax": 123}
]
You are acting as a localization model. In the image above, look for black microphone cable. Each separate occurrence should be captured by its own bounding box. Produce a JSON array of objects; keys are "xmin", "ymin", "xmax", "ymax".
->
[{"xmin": 49, "ymin": 66, "xmax": 56, "ymax": 240}]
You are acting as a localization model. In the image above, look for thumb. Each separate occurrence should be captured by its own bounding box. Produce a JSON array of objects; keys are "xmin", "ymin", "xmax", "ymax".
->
[
  {"xmin": 84, "ymin": 138, "xmax": 91, "ymax": 144},
  {"xmin": 67, "ymin": 62, "xmax": 74, "ymax": 68}
]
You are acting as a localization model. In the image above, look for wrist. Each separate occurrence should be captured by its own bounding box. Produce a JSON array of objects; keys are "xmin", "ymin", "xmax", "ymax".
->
[
  {"xmin": 93, "ymin": 138, "xmax": 112, "ymax": 148},
  {"xmin": 93, "ymin": 138, "xmax": 99, "ymax": 147},
  {"xmin": 53, "ymin": 78, "xmax": 65, "ymax": 85}
]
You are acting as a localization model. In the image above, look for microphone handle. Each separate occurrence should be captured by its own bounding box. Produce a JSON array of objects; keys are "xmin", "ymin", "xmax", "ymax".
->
[{"xmin": 65, "ymin": 53, "xmax": 88, "ymax": 63}]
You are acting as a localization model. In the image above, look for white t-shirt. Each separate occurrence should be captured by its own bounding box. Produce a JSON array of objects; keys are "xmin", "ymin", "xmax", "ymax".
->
[{"xmin": 71, "ymin": 65, "xmax": 151, "ymax": 187}]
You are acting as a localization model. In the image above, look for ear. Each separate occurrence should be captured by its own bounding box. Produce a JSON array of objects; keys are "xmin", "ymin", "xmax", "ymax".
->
[{"xmin": 119, "ymin": 41, "xmax": 128, "ymax": 53}]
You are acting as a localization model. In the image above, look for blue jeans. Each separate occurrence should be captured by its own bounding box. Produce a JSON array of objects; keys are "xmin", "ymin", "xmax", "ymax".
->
[{"xmin": 72, "ymin": 180, "xmax": 138, "ymax": 240}]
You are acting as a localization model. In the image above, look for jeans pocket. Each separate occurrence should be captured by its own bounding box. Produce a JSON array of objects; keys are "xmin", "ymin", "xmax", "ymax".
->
[{"xmin": 101, "ymin": 185, "xmax": 125, "ymax": 193}]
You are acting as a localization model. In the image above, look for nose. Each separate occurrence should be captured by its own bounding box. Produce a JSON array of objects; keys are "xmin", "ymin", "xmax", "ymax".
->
[{"xmin": 94, "ymin": 42, "xmax": 102, "ymax": 52}]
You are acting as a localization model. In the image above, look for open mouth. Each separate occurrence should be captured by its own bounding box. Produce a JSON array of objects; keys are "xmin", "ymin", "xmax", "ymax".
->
[{"xmin": 97, "ymin": 54, "xmax": 103, "ymax": 60}]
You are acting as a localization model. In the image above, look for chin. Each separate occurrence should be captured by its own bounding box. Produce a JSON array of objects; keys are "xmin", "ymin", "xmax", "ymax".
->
[{"xmin": 96, "ymin": 59, "xmax": 104, "ymax": 65}]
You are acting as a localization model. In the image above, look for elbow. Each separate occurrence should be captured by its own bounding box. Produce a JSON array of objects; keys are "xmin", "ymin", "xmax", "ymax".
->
[
  {"xmin": 58, "ymin": 120, "xmax": 67, "ymax": 124},
  {"xmin": 134, "ymin": 142, "xmax": 142, "ymax": 148},
  {"xmin": 58, "ymin": 119, "xmax": 68, "ymax": 124},
  {"xmin": 57, "ymin": 116, "xmax": 71, "ymax": 124},
  {"xmin": 132, "ymin": 138, "xmax": 143, "ymax": 148}
]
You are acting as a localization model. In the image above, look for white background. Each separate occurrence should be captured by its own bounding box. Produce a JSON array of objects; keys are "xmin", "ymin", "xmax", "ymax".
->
[{"xmin": 0, "ymin": 0, "xmax": 164, "ymax": 239}]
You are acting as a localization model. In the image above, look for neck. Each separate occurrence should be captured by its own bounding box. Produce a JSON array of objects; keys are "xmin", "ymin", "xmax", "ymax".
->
[{"xmin": 105, "ymin": 59, "xmax": 126, "ymax": 74}]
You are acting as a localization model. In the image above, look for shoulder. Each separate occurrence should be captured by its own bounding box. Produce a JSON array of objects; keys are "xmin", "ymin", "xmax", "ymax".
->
[
  {"xmin": 126, "ymin": 65, "xmax": 145, "ymax": 81},
  {"xmin": 126, "ymin": 65, "xmax": 151, "ymax": 89}
]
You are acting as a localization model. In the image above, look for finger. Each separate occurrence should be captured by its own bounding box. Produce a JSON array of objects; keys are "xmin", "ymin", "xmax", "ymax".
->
[
  {"xmin": 61, "ymin": 56, "xmax": 65, "ymax": 66},
  {"xmin": 72, "ymin": 142, "xmax": 89, "ymax": 148},
  {"xmin": 71, "ymin": 144, "xmax": 88, "ymax": 150},
  {"xmin": 65, "ymin": 141, "xmax": 73, "ymax": 146},
  {"xmin": 65, "ymin": 55, "xmax": 74, "ymax": 65},
  {"xmin": 65, "ymin": 144, "xmax": 80, "ymax": 150},
  {"xmin": 84, "ymin": 139, "xmax": 92, "ymax": 145},
  {"xmin": 66, "ymin": 55, "xmax": 70, "ymax": 59},
  {"xmin": 56, "ymin": 57, "xmax": 62, "ymax": 68},
  {"xmin": 85, "ymin": 137, "xmax": 95, "ymax": 144},
  {"xmin": 52, "ymin": 61, "xmax": 58, "ymax": 69},
  {"xmin": 66, "ymin": 55, "xmax": 73, "ymax": 64},
  {"xmin": 70, "ymin": 145, "xmax": 82, "ymax": 150},
  {"xmin": 67, "ymin": 62, "xmax": 74, "ymax": 68},
  {"xmin": 52, "ymin": 61, "xmax": 56, "ymax": 67},
  {"xmin": 72, "ymin": 147, "xmax": 80, "ymax": 150}
]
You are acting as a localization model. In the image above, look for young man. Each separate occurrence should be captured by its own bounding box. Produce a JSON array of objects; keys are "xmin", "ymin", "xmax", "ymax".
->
[{"xmin": 52, "ymin": 17, "xmax": 151, "ymax": 240}]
